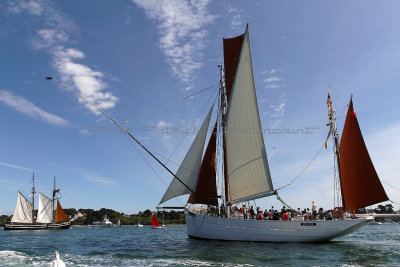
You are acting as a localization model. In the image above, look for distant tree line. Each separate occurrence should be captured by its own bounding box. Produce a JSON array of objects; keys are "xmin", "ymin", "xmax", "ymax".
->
[{"xmin": 64, "ymin": 208, "xmax": 185, "ymax": 225}]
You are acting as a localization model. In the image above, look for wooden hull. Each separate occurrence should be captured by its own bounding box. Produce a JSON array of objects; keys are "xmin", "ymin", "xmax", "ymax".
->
[
  {"xmin": 185, "ymin": 210, "xmax": 369, "ymax": 242},
  {"xmin": 3, "ymin": 222, "xmax": 70, "ymax": 230}
]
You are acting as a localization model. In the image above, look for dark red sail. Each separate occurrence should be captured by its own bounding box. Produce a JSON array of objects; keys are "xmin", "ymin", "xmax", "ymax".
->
[
  {"xmin": 223, "ymin": 34, "xmax": 244, "ymax": 102},
  {"xmin": 339, "ymin": 98, "xmax": 388, "ymax": 210},
  {"xmin": 151, "ymin": 213, "xmax": 159, "ymax": 227},
  {"xmin": 188, "ymin": 123, "xmax": 218, "ymax": 206}
]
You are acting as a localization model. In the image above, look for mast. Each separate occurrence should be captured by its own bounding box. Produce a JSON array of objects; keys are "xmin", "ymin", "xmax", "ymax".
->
[
  {"xmin": 32, "ymin": 172, "xmax": 36, "ymax": 224},
  {"xmin": 326, "ymin": 89, "xmax": 345, "ymax": 208},
  {"xmin": 52, "ymin": 176, "xmax": 59, "ymax": 223},
  {"xmin": 219, "ymin": 64, "xmax": 229, "ymax": 214}
]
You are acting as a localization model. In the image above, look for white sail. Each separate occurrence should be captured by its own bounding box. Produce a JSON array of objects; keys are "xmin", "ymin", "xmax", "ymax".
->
[
  {"xmin": 37, "ymin": 193, "xmax": 53, "ymax": 223},
  {"xmin": 160, "ymin": 106, "xmax": 213, "ymax": 204},
  {"xmin": 225, "ymin": 29, "xmax": 274, "ymax": 204},
  {"xmin": 11, "ymin": 192, "xmax": 33, "ymax": 223}
]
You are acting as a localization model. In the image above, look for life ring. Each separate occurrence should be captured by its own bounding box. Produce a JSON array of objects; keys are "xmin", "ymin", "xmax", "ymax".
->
[
  {"xmin": 333, "ymin": 207, "xmax": 344, "ymax": 216},
  {"xmin": 349, "ymin": 210, "xmax": 355, "ymax": 215}
]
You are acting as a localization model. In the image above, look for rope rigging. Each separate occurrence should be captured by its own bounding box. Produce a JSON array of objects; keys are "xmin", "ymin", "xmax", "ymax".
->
[{"xmin": 126, "ymin": 84, "xmax": 217, "ymax": 122}]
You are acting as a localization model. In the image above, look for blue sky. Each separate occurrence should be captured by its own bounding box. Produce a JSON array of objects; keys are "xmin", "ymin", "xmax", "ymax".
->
[{"xmin": 1, "ymin": 0, "xmax": 399, "ymax": 215}]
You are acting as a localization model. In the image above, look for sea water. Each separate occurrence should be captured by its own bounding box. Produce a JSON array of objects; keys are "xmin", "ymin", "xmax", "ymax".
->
[{"xmin": 0, "ymin": 223, "xmax": 399, "ymax": 266}]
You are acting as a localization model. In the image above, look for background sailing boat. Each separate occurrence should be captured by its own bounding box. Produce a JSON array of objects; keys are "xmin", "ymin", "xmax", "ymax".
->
[{"xmin": 4, "ymin": 176, "xmax": 71, "ymax": 230}]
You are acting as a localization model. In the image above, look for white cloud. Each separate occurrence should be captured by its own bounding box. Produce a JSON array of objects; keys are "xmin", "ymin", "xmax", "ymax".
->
[
  {"xmin": 0, "ymin": 90, "xmax": 71, "ymax": 127},
  {"xmin": 265, "ymin": 84, "xmax": 285, "ymax": 89},
  {"xmin": 8, "ymin": 0, "xmax": 43, "ymax": 16},
  {"xmin": 52, "ymin": 48, "xmax": 118, "ymax": 113},
  {"xmin": 0, "ymin": 162, "xmax": 33, "ymax": 172},
  {"xmin": 263, "ymin": 77, "xmax": 282, "ymax": 83},
  {"xmin": 133, "ymin": 0, "xmax": 215, "ymax": 85},
  {"xmin": 157, "ymin": 120, "xmax": 173, "ymax": 128},
  {"xmin": 269, "ymin": 103, "xmax": 286, "ymax": 118},
  {"xmin": 261, "ymin": 68, "xmax": 282, "ymax": 75},
  {"xmin": 73, "ymin": 168, "xmax": 116, "ymax": 185},
  {"xmin": 79, "ymin": 128, "xmax": 90, "ymax": 135},
  {"xmin": 8, "ymin": 1, "xmax": 118, "ymax": 115},
  {"xmin": 32, "ymin": 29, "xmax": 69, "ymax": 49}
]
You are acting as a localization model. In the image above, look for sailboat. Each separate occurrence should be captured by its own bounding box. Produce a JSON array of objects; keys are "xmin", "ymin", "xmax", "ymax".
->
[
  {"xmin": 151, "ymin": 213, "xmax": 165, "ymax": 229},
  {"xmin": 156, "ymin": 25, "xmax": 390, "ymax": 242},
  {"xmin": 134, "ymin": 212, "xmax": 143, "ymax": 227},
  {"xmin": 3, "ymin": 175, "xmax": 71, "ymax": 230},
  {"xmin": 46, "ymin": 25, "xmax": 390, "ymax": 242}
]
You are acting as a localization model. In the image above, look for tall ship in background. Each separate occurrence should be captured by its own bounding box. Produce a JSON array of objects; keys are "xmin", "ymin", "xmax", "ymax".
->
[{"xmin": 3, "ymin": 175, "xmax": 71, "ymax": 230}]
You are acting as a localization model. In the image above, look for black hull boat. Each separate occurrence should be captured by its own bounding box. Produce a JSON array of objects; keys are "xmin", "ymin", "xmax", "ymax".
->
[{"xmin": 3, "ymin": 222, "xmax": 70, "ymax": 230}]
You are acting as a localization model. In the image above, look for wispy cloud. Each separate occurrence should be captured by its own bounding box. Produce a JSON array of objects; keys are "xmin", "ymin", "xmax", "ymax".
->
[
  {"xmin": 263, "ymin": 77, "xmax": 282, "ymax": 83},
  {"xmin": 73, "ymin": 168, "xmax": 116, "ymax": 186},
  {"xmin": 8, "ymin": 0, "xmax": 44, "ymax": 16},
  {"xmin": 8, "ymin": 1, "xmax": 118, "ymax": 115},
  {"xmin": 133, "ymin": 0, "xmax": 215, "ymax": 87},
  {"xmin": 0, "ymin": 162, "xmax": 33, "ymax": 172},
  {"xmin": 226, "ymin": 6, "xmax": 243, "ymax": 32},
  {"xmin": 261, "ymin": 68, "xmax": 282, "ymax": 75},
  {"xmin": 0, "ymin": 90, "xmax": 71, "ymax": 127}
]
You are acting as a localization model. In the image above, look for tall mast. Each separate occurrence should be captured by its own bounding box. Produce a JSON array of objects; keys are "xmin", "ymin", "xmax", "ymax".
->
[
  {"xmin": 31, "ymin": 172, "xmax": 36, "ymax": 224},
  {"xmin": 327, "ymin": 88, "xmax": 345, "ymax": 208},
  {"xmin": 52, "ymin": 176, "xmax": 58, "ymax": 223},
  {"xmin": 218, "ymin": 64, "xmax": 229, "ymax": 215}
]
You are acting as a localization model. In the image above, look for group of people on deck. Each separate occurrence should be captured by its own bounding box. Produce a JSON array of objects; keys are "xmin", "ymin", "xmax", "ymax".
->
[{"xmin": 228, "ymin": 200, "xmax": 320, "ymax": 221}]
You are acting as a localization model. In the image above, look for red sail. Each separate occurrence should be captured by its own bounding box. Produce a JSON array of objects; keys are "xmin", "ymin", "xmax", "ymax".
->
[
  {"xmin": 151, "ymin": 213, "xmax": 159, "ymax": 227},
  {"xmin": 223, "ymin": 34, "xmax": 244, "ymax": 102},
  {"xmin": 339, "ymin": 98, "xmax": 388, "ymax": 210},
  {"xmin": 55, "ymin": 200, "xmax": 69, "ymax": 223},
  {"xmin": 188, "ymin": 123, "xmax": 218, "ymax": 206}
]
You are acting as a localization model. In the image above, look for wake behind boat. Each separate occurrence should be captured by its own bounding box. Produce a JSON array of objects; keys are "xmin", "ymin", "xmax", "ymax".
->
[{"xmin": 3, "ymin": 175, "xmax": 71, "ymax": 230}]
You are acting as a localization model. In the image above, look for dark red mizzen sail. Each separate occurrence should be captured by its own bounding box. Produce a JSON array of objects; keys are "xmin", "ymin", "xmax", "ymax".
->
[
  {"xmin": 339, "ymin": 98, "xmax": 388, "ymax": 211},
  {"xmin": 151, "ymin": 213, "xmax": 159, "ymax": 227},
  {"xmin": 188, "ymin": 123, "xmax": 218, "ymax": 206}
]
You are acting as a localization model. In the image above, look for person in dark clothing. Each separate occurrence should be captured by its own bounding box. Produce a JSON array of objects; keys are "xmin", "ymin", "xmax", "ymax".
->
[
  {"xmin": 273, "ymin": 210, "xmax": 280, "ymax": 220},
  {"xmin": 249, "ymin": 206, "xmax": 255, "ymax": 219}
]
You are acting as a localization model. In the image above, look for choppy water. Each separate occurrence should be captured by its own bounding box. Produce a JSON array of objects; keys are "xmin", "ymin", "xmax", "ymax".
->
[{"xmin": 0, "ymin": 223, "xmax": 399, "ymax": 266}]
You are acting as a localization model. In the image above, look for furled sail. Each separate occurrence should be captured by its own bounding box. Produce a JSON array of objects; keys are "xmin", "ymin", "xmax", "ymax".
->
[
  {"xmin": 160, "ymin": 106, "xmax": 213, "ymax": 204},
  {"xmin": 55, "ymin": 200, "xmax": 69, "ymax": 223},
  {"xmin": 11, "ymin": 192, "xmax": 33, "ymax": 223},
  {"xmin": 225, "ymin": 27, "xmax": 274, "ymax": 204},
  {"xmin": 339, "ymin": 98, "xmax": 389, "ymax": 210},
  {"xmin": 187, "ymin": 122, "xmax": 218, "ymax": 206},
  {"xmin": 37, "ymin": 193, "xmax": 53, "ymax": 223}
]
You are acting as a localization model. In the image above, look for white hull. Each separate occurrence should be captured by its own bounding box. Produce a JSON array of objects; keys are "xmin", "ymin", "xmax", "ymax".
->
[{"xmin": 185, "ymin": 210, "xmax": 369, "ymax": 242}]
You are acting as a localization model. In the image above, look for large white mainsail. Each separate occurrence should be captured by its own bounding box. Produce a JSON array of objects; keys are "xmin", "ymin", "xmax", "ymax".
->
[
  {"xmin": 11, "ymin": 192, "xmax": 33, "ymax": 223},
  {"xmin": 225, "ymin": 29, "xmax": 274, "ymax": 204},
  {"xmin": 37, "ymin": 193, "xmax": 53, "ymax": 223},
  {"xmin": 160, "ymin": 106, "xmax": 213, "ymax": 204}
]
